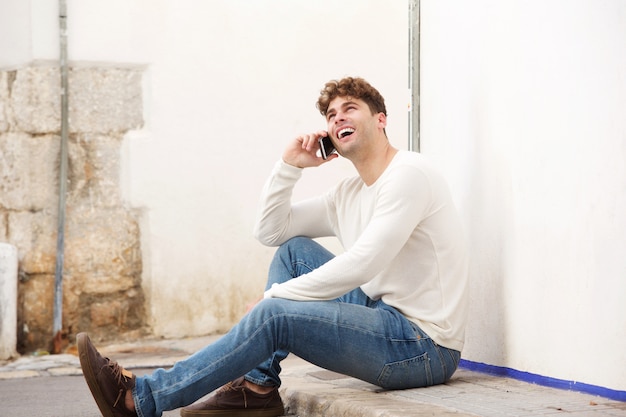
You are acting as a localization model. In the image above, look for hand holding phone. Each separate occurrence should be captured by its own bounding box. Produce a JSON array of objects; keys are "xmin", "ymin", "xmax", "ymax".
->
[{"xmin": 318, "ymin": 136, "xmax": 336, "ymax": 160}]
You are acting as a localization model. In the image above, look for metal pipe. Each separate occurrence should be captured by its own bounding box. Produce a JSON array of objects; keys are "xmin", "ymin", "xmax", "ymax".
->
[
  {"xmin": 53, "ymin": 0, "xmax": 69, "ymax": 343},
  {"xmin": 408, "ymin": 0, "xmax": 421, "ymax": 152}
]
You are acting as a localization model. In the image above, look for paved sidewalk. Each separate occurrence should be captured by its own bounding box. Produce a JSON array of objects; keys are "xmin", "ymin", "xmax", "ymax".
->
[{"xmin": 1, "ymin": 335, "xmax": 624, "ymax": 417}]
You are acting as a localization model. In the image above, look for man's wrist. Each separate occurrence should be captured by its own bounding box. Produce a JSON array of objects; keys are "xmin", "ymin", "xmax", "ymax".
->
[{"xmin": 280, "ymin": 158, "xmax": 305, "ymax": 171}]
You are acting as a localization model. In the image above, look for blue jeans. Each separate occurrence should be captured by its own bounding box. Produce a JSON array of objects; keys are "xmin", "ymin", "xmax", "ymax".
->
[{"xmin": 133, "ymin": 237, "xmax": 461, "ymax": 417}]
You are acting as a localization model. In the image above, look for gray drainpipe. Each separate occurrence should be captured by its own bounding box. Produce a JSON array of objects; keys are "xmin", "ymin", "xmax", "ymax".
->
[
  {"xmin": 409, "ymin": 0, "xmax": 420, "ymax": 152},
  {"xmin": 53, "ymin": 0, "xmax": 69, "ymax": 351}
]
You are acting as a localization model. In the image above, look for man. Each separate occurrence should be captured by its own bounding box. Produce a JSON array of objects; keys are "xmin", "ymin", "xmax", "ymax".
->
[{"xmin": 77, "ymin": 77, "xmax": 469, "ymax": 417}]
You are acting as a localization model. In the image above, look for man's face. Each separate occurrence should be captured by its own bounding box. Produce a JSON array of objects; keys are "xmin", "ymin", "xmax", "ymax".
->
[{"xmin": 325, "ymin": 96, "xmax": 383, "ymax": 158}]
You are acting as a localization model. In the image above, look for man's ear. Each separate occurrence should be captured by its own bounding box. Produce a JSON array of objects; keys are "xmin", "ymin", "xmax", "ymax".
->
[{"xmin": 378, "ymin": 112, "xmax": 387, "ymax": 129}]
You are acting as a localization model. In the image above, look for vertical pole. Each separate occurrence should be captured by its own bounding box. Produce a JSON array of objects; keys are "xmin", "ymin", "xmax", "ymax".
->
[
  {"xmin": 53, "ymin": 0, "xmax": 69, "ymax": 342},
  {"xmin": 408, "ymin": 0, "xmax": 421, "ymax": 152}
]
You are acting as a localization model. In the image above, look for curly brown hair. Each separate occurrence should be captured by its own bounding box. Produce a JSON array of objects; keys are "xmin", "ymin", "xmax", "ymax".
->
[{"xmin": 316, "ymin": 77, "xmax": 387, "ymax": 117}]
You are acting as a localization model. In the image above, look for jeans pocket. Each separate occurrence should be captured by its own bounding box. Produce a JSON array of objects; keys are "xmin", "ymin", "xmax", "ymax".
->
[{"xmin": 376, "ymin": 352, "xmax": 433, "ymax": 390}]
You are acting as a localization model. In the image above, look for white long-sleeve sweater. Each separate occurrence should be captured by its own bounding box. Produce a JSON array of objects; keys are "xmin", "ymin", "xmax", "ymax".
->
[{"xmin": 254, "ymin": 151, "xmax": 469, "ymax": 351}]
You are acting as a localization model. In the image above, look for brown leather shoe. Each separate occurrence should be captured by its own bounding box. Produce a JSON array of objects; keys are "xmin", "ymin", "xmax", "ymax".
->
[
  {"xmin": 77, "ymin": 332, "xmax": 137, "ymax": 417},
  {"xmin": 180, "ymin": 377, "xmax": 284, "ymax": 417}
]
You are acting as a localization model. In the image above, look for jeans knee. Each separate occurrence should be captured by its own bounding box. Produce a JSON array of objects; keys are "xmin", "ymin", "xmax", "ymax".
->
[
  {"xmin": 278, "ymin": 236, "xmax": 313, "ymax": 255},
  {"xmin": 273, "ymin": 237, "xmax": 300, "ymax": 261},
  {"xmin": 286, "ymin": 236, "xmax": 313, "ymax": 245},
  {"xmin": 253, "ymin": 298, "xmax": 290, "ymax": 318}
]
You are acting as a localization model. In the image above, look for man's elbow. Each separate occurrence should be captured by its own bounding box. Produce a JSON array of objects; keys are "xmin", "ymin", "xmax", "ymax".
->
[{"xmin": 253, "ymin": 225, "xmax": 284, "ymax": 247}]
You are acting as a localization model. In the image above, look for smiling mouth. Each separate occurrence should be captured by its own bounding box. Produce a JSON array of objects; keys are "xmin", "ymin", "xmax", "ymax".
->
[{"xmin": 337, "ymin": 127, "xmax": 355, "ymax": 139}]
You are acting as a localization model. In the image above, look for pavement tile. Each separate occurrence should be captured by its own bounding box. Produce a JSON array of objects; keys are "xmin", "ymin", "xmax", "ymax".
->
[
  {"xmin": 0, "ymin": 369, "xmax": 39, "ymax": 379},
  {"xmin": 47, "ymin": 366, "xmax": 83, "ymax": 376}
]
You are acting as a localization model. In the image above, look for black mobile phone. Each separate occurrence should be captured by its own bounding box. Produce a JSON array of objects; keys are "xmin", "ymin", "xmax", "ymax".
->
[{"xmin": 319, "ymin": 136, "xmax": 335, "ymax": 160}]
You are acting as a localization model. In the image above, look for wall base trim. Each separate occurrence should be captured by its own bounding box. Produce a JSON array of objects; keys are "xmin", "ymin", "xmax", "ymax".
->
[{"xmin": 459, "ymin": 359, "xmax": 626, "ymax": 402}]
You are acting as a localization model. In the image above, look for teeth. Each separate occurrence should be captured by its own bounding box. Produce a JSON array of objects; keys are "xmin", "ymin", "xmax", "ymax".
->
[{"xmin": 338, "ymin": 128, "xmax": 355, "ymax": 138}]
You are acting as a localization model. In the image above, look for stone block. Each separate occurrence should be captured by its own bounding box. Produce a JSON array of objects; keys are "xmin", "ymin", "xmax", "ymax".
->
[
  {"xmin": 0, "ymin": 132, "xmax": 60, "ymax": 211},
  {"xmin": 8, "ymin": 65, "xmax": 144, "ymax": 134},
  {"xmin": 64, "ymin": 205, "xmax": 141, "ymax": 293},
  {"xmin": 58, "ymin": 275, "xmax": 81, "ymax": 336},
  {"xmin": 89, "ymin": 299, "xmax": 127, "ymax": 328},
  {"xmin": 79, "ymin": 288, "xmax": 145, "ymax": 338},
  {"xmin": 18, "ymin": 273, "xmax": 54, "ymax": 351},
  {"xmin": 10, "ymin": 66, "xmax": 61, "ymax": 134},
  {"xmin": 7, "ymin": 210, "xmax": 57, "ymax": 274},
  {"xmin": 69, "ymin": 67, "xmax": 144, "ymax": 134},
  {"xmin": 16, "ymin": 270, "xmax": 143, "ymax": 352},
  {"xmin": 68, "ymin": 133, "xmax": 123, "ymax": 208},
  {"xmin": 0, "ymin": 130, "xmax": 126, "ymax": 210}
]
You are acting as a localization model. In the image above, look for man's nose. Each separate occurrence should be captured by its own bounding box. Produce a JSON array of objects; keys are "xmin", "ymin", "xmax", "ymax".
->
[{"xmin": 334, "ymin": 111, "xmax": 346, "ymax": 123}]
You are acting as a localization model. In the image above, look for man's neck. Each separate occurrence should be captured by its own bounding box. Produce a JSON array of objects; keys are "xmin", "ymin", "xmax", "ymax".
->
[{"xmin": 353, "ymin": 142, "xmax": 399, "ymax": 186}]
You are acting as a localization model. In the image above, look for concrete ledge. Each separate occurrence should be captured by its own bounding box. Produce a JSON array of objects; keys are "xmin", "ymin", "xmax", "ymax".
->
[
  {"xmin": 279, "ymin": 359, "xmax": 476, "ymax": 417},
  {"xmin": 277, "ymin": 359, "xmax": 625, "ymax": 417}
]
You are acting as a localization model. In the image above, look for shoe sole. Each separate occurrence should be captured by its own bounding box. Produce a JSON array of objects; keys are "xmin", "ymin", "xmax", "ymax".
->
[
  {"xmin": 77, "ymin": 333, "xmax": 118, "ymax": 417},
  {"xmin": 180, "ymin": 406, "xmax": 285, "ymax": 417}
]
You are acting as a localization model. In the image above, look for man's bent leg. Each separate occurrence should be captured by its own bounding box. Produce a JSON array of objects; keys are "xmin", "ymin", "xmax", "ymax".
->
[{"xmin": 244, "ymin": 237, "xmax": 335, "ymax": 387}]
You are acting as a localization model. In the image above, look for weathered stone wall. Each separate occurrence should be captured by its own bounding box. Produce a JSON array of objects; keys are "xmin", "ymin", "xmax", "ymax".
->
[{"xmin": 0, "ymin": 63, "xmax": 146, "ymax": 352}]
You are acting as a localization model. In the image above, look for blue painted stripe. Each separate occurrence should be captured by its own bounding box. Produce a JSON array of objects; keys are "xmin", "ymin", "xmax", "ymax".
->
[{"xmin": 459, "ymin": 359, "xmax": 626, "ymax": 402}]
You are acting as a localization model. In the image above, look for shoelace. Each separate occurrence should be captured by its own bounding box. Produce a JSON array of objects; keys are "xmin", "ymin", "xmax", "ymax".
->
[
  {"xmin": 216, "ymin": 380, "xmax": 248, "ymax": 408},
  {"xmin": 105, "ymin": 359, "xmax": 132, "ymax": 408},
  {"xmin": 217, "ymin": 381, "xmax": 236, "ymax": 393}
]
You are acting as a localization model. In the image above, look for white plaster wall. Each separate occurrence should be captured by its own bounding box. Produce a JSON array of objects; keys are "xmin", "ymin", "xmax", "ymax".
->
[
  {"xmin": 0, "ymin": 1, "xmax": 32, "ymax": 67},
  {"xmin": 420, "ymin": 0, "xmax": 626, "ymax": 392}
]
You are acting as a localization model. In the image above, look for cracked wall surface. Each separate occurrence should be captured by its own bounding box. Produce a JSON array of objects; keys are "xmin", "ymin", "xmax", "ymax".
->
[{"xmin": 0, "ymin": 64, "xmax": 145, "ymax": 352}]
